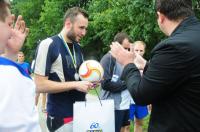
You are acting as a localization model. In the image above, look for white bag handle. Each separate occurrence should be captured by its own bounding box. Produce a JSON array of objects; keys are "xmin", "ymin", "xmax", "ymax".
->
[{"xmin": 85, "ymin": 88, "xmax": 102, "ymax": 107}]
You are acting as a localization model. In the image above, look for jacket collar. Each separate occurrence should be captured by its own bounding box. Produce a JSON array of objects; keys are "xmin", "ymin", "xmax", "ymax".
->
[{"xmin": 171, "ymin": 15, "xmax": 199, "ymax": 37}]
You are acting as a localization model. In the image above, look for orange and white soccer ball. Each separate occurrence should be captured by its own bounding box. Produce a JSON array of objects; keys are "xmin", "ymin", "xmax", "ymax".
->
[{"xmin": 79, "ymin": 60, "xmax": 104, "ymax": 82}]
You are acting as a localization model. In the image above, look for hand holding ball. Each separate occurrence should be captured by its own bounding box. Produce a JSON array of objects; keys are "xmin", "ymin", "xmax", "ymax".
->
[{"xmin": 79, "ymin": 60, "xmax": 104, "ymax": 82}]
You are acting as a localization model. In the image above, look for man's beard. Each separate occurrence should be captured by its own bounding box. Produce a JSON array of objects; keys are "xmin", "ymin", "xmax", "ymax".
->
[{"xmin": 66, "ymin": 28, "xmax": 77, "ymax": 43}]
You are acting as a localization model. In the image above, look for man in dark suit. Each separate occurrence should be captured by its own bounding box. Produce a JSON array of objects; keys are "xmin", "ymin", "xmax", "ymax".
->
[{"xmin": 110, "ymin": 0, "xmax": 200, "ymax": 131}]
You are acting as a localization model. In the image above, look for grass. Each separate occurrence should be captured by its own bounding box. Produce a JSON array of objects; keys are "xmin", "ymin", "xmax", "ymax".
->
[
  {"xmin": 89, "ymin": 86, "xmax": 101, "ymax": 95},
  {"xmin": 130, "ymin": 115, "xmax": 150, "ymax": 132},
  {"xmin": 89, "ymin": 87, "xmax": 150, "ymax": 131}
]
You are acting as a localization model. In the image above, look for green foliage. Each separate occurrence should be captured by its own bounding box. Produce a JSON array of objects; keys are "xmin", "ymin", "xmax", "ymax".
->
[
  {"xmin": 11, "ymin": 0, "xmax": 200, "ymax": 61},
  {"xmin": 193, "ymin": 0, "xmax": 200, "ymax": 18},
  {"xmin": 12, "ymin": 0, "xmax": 44, "ymax": 61},
  {"xmin": 39, "ymin": 0, "xmax": 66, "ymax": 36},
  {"xmin": 85, "ymin": 0, "xmax": 162, "ymax": 59}
]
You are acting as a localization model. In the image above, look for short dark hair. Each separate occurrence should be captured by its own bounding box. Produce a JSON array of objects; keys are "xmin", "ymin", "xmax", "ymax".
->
[
  {"xmin": 63, "ymin": 7, "xmax": 88, "ymax": 24},
  {"xmin": 0, "ymin": 0, "xmax": 10, "ymax": 22},
  {"xmin": 113, "ymin": 32, "xmax": 131, "ymax": 44},
  {"xmin": 155, "ymin": 0, "xmax": 194, "ymax": 20}
]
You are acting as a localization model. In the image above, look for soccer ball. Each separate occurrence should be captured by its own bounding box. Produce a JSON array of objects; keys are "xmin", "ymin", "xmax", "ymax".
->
[{"xmin": 79, "ymin": 60, "xmax": 104, "ymax": 82}]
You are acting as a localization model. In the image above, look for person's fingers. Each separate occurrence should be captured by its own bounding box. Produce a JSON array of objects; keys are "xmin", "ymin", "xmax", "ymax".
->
[
  {"xmin": 130, "ymin": 44, "xmax": 134, "ymax": 52},
  {"xmin": 110, "ymin": 45, "xmax": 116, "ymax": 58},
  {"xmin": 86, "ymin": 83, "xmax": 92, "ymax": 92},
  {"xmin": 114, "ymin": 42, "xmax": 124, "ymax": 51},
  {"xmin": 19, "ymin": 20, "xmax": 25, "ymax": 33},
  {"xmin": 11, "ymin": 14, "xmax": 15, "ymax": 21},
  {"xmin": 88, "ymin": 82, "xmax": 93, "ymax": 88},
  {"xmin": 110, "ymin": 42, "xmax": 121, "ymax": 58},
  {"xmin": 14, "ymin": 15, "xmax": 23, "ymax": 30},
  {"xmin": 110, "ymin": 42, "xmax": 116, "ymax": 51},
  {"xmin": 24, "ymin": 28, "xmax": 29, "ymax": 36},
  {"xmin": 133, "ymin": 52, "xmax": 139, "ymax": 59}
]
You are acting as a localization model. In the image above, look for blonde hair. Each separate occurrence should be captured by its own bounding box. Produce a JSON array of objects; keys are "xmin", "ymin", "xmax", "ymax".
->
[
  {"xmin": 133, "ymin": 41, "xmax": 146, "ymax": 49},
  {"xmin": 18, "ymin": 51, "xmax": 24, "ymax": 55}
]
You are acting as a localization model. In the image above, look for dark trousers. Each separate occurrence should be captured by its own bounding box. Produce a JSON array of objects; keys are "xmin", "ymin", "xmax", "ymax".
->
[{"xmin": 46, "ymin": 115, "xmax": 64, "ymax": 132}]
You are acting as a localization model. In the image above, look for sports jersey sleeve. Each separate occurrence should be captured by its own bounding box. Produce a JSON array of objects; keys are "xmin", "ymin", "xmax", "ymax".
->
[{"xmin": 33, "ymin": 38, "xmax": 54, "ymax": 77}]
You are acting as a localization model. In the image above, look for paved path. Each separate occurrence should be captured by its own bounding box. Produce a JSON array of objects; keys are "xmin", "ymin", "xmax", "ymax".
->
[{"xmin": 37, "ymin": 94, "xmax": 97, "ymax": 132}]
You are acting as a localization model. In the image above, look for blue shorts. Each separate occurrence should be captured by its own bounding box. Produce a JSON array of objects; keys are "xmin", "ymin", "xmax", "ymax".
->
[{"xmin": 129, "ymin": 104, "xmax": 148, "ymax": 121}]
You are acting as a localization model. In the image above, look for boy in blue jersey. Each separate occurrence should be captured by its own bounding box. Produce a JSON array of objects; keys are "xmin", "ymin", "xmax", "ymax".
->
[
  {"xmin": 17, "ymin": 51, "xmax": 31, "ymax": 74},
  {"xmin": 0, "ymin": 0, "xmax": 41, "ymax": 131},
  {"xmin": 33, "ymin": 7, "xmax": 93, "ymax": 131}
]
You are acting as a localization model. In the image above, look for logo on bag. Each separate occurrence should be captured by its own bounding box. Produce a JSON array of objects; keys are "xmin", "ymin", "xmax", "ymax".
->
[
  {"xmin": 90, "ymin": 122, "xmax": 99, "ymax": 129},
  {"xmin": 86, "ymin": 122, "xmax": 103, "ymax": 132}
]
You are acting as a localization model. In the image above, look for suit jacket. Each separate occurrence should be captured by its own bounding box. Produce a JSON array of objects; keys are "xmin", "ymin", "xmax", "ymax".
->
[{"xmin": 121, "ymin": 16, "xmax": 200, "ymax": 132}]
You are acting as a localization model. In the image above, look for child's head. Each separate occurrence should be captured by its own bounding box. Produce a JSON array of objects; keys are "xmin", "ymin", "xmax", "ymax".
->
[
  {"xmin": 132, "ymin": 41, "xmax": 146, "ymax": 57},
  {"xmin": 0, "ymin": 0, "xmax": 12, "ymax": 54}
]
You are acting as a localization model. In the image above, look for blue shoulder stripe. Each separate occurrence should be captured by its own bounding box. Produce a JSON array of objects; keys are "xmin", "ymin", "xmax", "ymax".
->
[{"xmin": 0, "ymin": 57, "xmax": 31, "ymax": 79}]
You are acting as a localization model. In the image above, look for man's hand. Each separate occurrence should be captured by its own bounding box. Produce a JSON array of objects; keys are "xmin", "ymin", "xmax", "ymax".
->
[
  {"xmin": 7, "ymin": 15, "xmax": 29, "ymax": 54},
  {"xmin": 91, "ymin": 82, "xmax": 100, "ymax": 89},
  {"xmin": 110, "ymin": 42, "xmax": 135, "ymax": 66},
  {"xmin": 75, "ymin": 81, "xmax": 94, "ymax": 93},
  {"xmin": 134, "ymin": 53, "xmax": 147, "ymax": 70}
]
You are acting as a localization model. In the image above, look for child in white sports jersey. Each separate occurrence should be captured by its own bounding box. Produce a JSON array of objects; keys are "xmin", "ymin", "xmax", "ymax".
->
[{"xmin": 0, "ymin": 0, "xmax": 41, "ymax": 131}]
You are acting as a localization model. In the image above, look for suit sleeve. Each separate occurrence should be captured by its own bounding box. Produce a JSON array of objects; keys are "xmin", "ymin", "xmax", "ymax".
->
[
  {"xmin": 100, "ymin": 53, "xmax": 126, "ymax": 92},
  {"xmin": 121, "ymin": 43, "xmax": 188, "ymax": 105}
]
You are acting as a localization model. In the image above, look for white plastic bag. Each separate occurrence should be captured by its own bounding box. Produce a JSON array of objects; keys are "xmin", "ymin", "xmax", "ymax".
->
[{"xmin": 73, "ymin": 99, "xmax": 115, "ymax": 132}]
